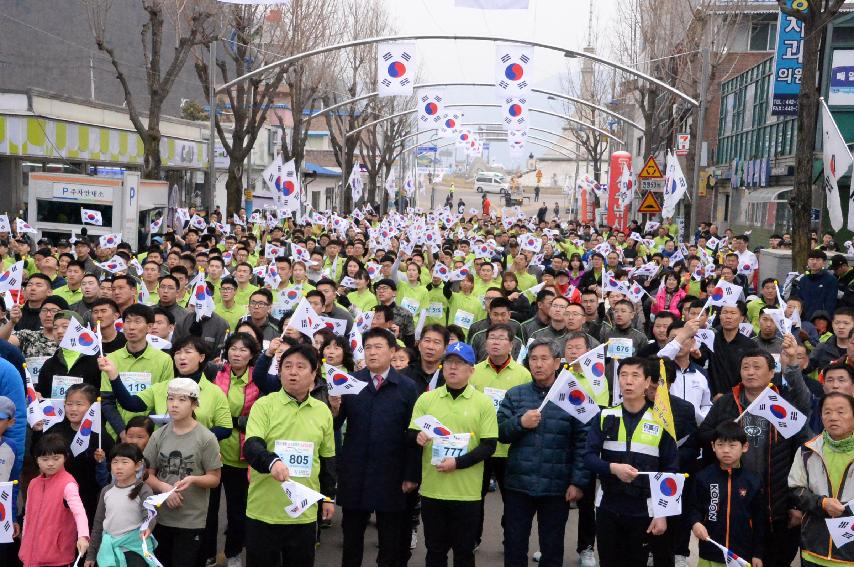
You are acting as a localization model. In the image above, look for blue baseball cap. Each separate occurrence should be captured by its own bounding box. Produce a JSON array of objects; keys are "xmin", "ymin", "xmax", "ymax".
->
[{"xmin": 444, "ymin": 342, "xmax": 475, "ymax": 365}]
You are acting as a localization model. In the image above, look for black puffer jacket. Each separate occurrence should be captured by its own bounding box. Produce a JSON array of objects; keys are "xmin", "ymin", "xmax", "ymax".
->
[
  {"xmin": 697, "ymin": 365, "xmax": 812, "ymax": 522},
  {"xmin": 497, "ymin": 380, "xmax": 591, "ymax": 496}
]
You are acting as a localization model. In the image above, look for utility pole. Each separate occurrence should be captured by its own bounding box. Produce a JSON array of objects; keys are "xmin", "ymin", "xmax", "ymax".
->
[
  {"xmin": 208, "ymin": 42, "xmax": 217, "ymax": 214},
  {"xmin": 689, "ymin": 46, "xmax": 710, "ymax": 235}
]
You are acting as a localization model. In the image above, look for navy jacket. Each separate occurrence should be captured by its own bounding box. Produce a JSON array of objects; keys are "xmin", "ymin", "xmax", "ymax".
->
[
  {"xmin": 793, "ymin": 270, "xmax": 838, "ymax": 320},
  {"xmin": 498, "ymin": 381, "xmax": 591, "ymax": 496},
  {"xmin": 687, "ymin": 464, "xmax": 766, "ymax": 562},
  {"xmin": 334, "ymin": 367, "xmax": 421, "ymax": 512}
]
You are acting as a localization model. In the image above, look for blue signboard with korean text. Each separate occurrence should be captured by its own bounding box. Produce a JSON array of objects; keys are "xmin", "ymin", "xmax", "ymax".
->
[{"xmin": 771, "ymin": 1, "xmax": 806, "ymax": 116}]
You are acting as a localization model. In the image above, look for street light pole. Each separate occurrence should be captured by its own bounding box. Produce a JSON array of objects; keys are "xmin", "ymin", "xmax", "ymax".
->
[
  {"xmin": 208, "ymin": 41, "xmax": 217, "ymax": 213},
  {"xmin": 689, "ymin": 46, "xmax": 710, "ymax": 236}
]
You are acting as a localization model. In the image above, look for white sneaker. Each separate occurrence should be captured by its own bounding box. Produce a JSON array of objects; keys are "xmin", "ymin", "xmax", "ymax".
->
[
  {"xmin": 410, "ymin": 530, "xmax": 418, "ymax": 550},
  {"xmin": 674, "ymin": 555, "xmax": 689, "ymax": 567},
  {"xmin": 579, "ymin": 547, "xmax": 597, "ymax": 567},
  {"xmin": 227, "ymin": 556, "xmax": 241, "ymax": 567},
  {"xmin": 533, "ymin": 550, "xmax": 542, "ymax": 562}
]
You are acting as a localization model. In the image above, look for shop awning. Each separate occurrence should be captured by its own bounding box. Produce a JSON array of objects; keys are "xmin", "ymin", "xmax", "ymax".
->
[{"xmin": 743, "ymin": 187, "xmax": 791, "ymax": 204}]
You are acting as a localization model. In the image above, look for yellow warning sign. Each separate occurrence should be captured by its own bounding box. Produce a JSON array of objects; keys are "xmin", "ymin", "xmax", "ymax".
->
[
  {"xmin": 638, "ymin": 191, "xmax": 662, "ymax": 214},
  {"xmin": 638, "ymin": 156, "xmax": 664, "ymax": 179}
]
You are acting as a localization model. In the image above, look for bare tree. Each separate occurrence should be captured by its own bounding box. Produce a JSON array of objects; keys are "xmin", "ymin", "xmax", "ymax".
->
[
  {"xmin": 359, "ymin": 93, "xmax": 415, "ymax": 210},
  {"xmin": 85, "ymin": 0, "xmax": 215, "ymax": 179},
  {"xmin": 560, "ymin": 61, "xmax": 612, "ymax": 184},
  {"xmin": 777, "ymin": 0, "xmax": 846, "ymax": 270},
  {"xmin": 272, "ymin": 0, "xmax": 340, "ymax": 182},
  {"xmin": 610, "ymin": 0, "xmax": 746, "ymax": 229},
  {"xmin": 324, "ymin": 0, "xmax": 391, "ymax": 213},
  {"xmin": 194, "ymin": 0, "xmax": 337, "ymax": 214}
]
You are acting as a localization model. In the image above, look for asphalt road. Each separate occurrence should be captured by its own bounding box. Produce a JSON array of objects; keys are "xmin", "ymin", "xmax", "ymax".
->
[
  {"xmin": 216, "ymin": 490, "xmax": 582, "ymax": 566},
  {"xmin": 413, "ymin": 182, "xmax": 567, "ymax": 220}
]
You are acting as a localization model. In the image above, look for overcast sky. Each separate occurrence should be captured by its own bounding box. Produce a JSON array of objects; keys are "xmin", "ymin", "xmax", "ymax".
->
[{"xmin": 382, "ymin": 0, "xmax": 622, "ymax": 167}]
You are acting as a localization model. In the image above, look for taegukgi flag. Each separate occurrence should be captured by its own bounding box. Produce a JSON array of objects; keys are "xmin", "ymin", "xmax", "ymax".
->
[
  {"xmin": 495, "ymin": 43, "xmax": 532, "ymax": 96},
  {"xmin": 81, "ymin": 208, "xmax": 103, "ymax": 226},
  {"xmin": 59, "ymin": 318, "xmax": 101, "ymax": 356},
  {"xmin": 323, "ymin": 364, "xmax": 368, "ymax": 396},
  {"xmin": 743, "ymin": 386, "xmax": 805, "ymax": 438},
  {"xmin": 378, "ymin": 42, "xmax": 416, "ymax": 97},
  {"xmin": 648, "ymin": 472, "xmax": 685, "ymax": 517},
  {"xmin": 0, "ymin": 482, "xmax": 13, "ymax": 543},
  {"xmin": 70, "ymin": 400, "xmax": 101, "ymax": 456},
  {"xmin": 820, "ymin": 98, "xmax": 852, "ymax": 231},
  {"xmin": 826, "ymin": 515, "xmax": 854, "ymax": 548},
  {"xmin": 538, "ymin": 368, "xmax": 600, "ymax": 423}
]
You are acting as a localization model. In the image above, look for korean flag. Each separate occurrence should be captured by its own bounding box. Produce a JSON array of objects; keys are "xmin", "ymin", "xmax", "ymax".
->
[
  {"xmin": 649, "ymin": 472, "xmax": 685, "ymax": 517},
  {"xmin": 418, "ymin": 91, "xmax": 445, "ymax": 130},
  {"xmin": 502, "ymin": 97, "xmax": 528, "ymax": 129},
  {"xmin": 378, "ymin": 42, "xmax": 416, "ymax": 97},
  {"xmin": 495, "ymin": 43, "xmax": 533, "ymax": 96}
]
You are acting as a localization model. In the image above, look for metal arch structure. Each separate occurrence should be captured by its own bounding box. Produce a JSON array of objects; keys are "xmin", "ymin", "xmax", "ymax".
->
[
  {"xmin": 410, "ymin": 138, "xmax": 576, "ymax": 161},
  {"xmin": 397, "ymin": 123, "xmax": 580, "ymax": 148},
  {"xmin": 307, "ymin": 81, "xmax": 643, "ymax": 131},
  {"xmin": 347, "ymin": 103, "xmax": 623, "ymax": 143},
  {"xmin": 400, "ymin": 133, "xmax": 579, "ymax": 160},
  {"xmin": 215, "ymin": 33, "xmax": 699, "ymax": 107}
]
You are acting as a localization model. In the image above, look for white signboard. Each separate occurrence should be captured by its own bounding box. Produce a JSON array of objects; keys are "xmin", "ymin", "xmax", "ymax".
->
[
  {"xmin": 52, "ymin": 183, "xmax": 114, "ymax": 203},
  {"xmin": 829, "ymin": 50, "xmax": 854, "ymax": 106}
]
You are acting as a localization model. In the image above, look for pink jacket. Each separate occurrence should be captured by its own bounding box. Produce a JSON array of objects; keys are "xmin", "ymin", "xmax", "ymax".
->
[
  {"xmin": 19, "ymin": 469, "xmax": 89, "ymax": 567},
  {"xmin": 651, "ymin": 287, "xmax": 687, "ymax": 317}
]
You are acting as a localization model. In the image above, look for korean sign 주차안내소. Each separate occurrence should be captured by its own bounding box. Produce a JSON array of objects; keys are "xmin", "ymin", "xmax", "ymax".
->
[
  {"xmin": 52, "ymin": 183, "xmax": 114, "ymax": 203},
  {"xmin": 771, "ymin": 0, "xmax": 806, "ymax": 116}
]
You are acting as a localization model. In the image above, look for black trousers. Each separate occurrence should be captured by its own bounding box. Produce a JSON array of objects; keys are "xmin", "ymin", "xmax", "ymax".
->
[
  {"xmin": 245, "ymin": 518, "xmax": 317, "ymax": 567},
  {"xmin": 503, "ymin": 489, "xmax": 570, "ymax": 567},
  {"xmin": 153, "ymin": 524, "xmax": 205, "ymax": 567},
  {"xmin": 764, "ymin": 519, "xmax": 800, "ymax": 567},
  {"xmin": 576, "ymin": 481, "xmax": 596, "ymax": 553},
  {"xmin": 421, "ymin": 497, "xmax": 481, "ymax": 567},
  {"xmin": 595, "ymin": 507, "xmax": 653, "ymax": 567},
  {"xmin": 647, "ymin": 524, "xmax": 675, "ymax": 567},
  {"xmin": 477, "ymin": 456, "xmax": 507, "ymax": 543},
  {"xmin": 203, "ymin": 464, "xmax": 249, "ymax": 560},
  {"xmin": 341, "ymin": 508, "xmax": 409, "ymax": 567}
]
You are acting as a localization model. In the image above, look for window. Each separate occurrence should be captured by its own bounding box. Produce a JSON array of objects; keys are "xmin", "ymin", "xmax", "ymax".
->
[
  {"xmin": 36, "ymin": 200, "xmax": 113, "ymax": 226},
  {"xmin": 749, "ymin": 21, "xmax": 777, "ymax": 52}
]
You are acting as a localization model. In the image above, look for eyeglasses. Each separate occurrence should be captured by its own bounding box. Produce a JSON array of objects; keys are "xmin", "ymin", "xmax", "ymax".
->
[
  {"xmin": 41, "ymin": 308, "xmax": 61, "ymax": 315},
  {"xmin": 249, "ymin": 301, "xmax": 270, "ymax": 308}
]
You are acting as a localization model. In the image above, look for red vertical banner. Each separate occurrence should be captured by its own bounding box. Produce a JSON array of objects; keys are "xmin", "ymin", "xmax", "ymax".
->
[{"xmin": 608, "ymin": 151, "xmax": 633, "ymax": 231}]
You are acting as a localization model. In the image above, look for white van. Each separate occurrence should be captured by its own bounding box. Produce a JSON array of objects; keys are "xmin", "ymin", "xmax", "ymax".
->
[{"xmin": 474, "ymin": 172, "xmax": 509, "ymax": 195}]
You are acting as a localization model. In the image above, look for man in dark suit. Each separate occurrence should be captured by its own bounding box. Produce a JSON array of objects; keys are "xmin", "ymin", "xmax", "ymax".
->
[{"xmin": 330, "ymin": 327, "xmax": 421, "ymax": 567}]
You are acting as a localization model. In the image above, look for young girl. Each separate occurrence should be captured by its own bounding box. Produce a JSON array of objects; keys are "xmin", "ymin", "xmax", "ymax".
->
[
  {"xmin": 144, "ymin": 378, "xmax": 222, "ymax": 567},
  {"xmin": 36, "ymin": 383, "xmax": 112, "ymax": 524},
  {"xmin": 85, "ymin": 443, "xmax": 158, "ymax": 567},
  {"xmin": 391, "ymin": 346, "xmax": 415, "ymax": 372},
  {"xmin": 124, "ymin": 415, "xmax": 155, "ymax": 453},
  {"xmin": 19, "ymin": 433, "xmax": 90, "ymax": 566}
]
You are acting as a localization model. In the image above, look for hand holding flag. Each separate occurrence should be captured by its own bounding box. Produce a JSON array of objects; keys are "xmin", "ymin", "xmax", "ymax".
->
[
  {"xmin": 60, "ymin": 318, "xmax": 101, "ymax": 356},
  {"xmin": 323, "ymin": 363, "xmax": 368, "ymax": 395},
  {"xmin": 70, "ymin": 399, "xmax": 101, "ymax": 456},
  {"xmin": 537, "ymin": 367, "xmax": 600, "ymax": 423},
  {"xmin": 735, "ymin": 385, "xmax": 805, "ymax": 438}
]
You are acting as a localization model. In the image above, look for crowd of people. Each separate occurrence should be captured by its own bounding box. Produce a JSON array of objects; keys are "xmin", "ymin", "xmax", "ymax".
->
[{"xmin": 0, "ymin": 204, "xmax": 852, "ymax": 567}]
